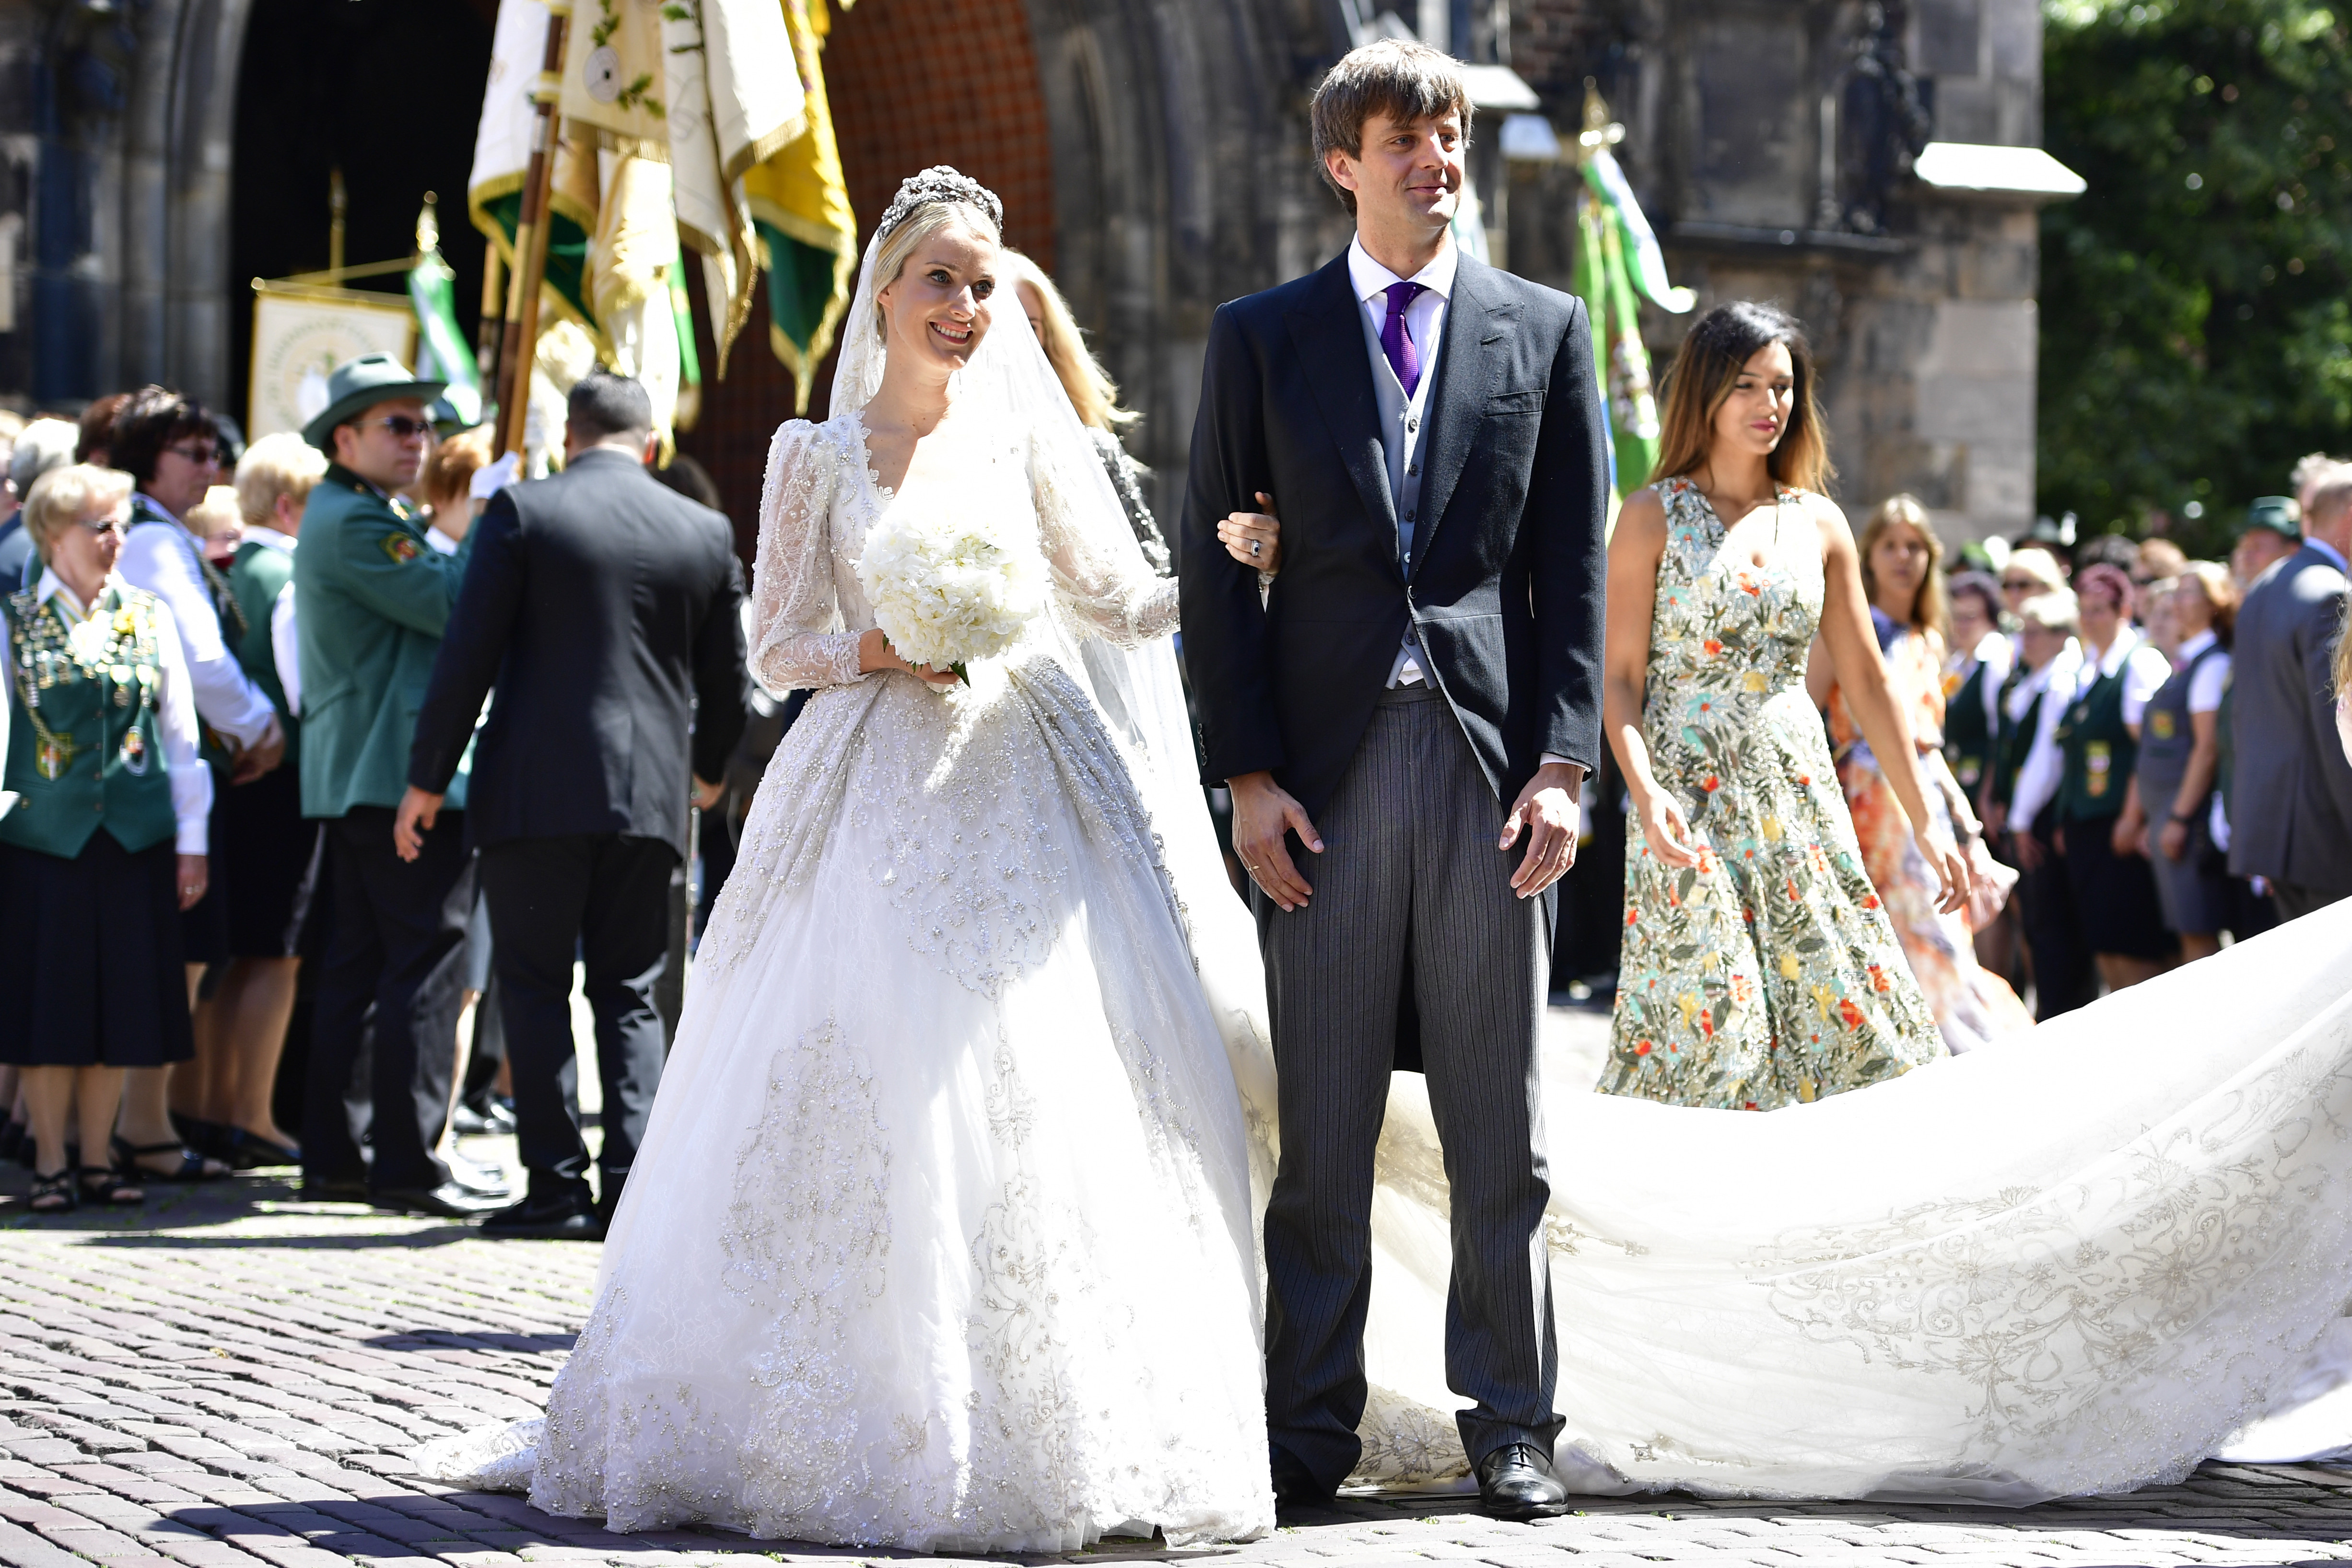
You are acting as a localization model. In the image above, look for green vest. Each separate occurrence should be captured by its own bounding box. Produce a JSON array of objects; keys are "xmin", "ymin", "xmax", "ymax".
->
[
  {"xmin": 2055, "ymin": 656, "xmax": 2134, "ymax": 823},
  {"xmin": 293, "ymin": 465, "xmax": 472, "ymax": 818},
  {"xmin": 0, "ymin": 584, "xmax": 181, "ymax": 858},
  {"xmin": 1944, "ymin": 659, "xmax": 1995, "ymax": 796},
  {"xmin": 1991, "ymin": 670, "xmax": 2036, "ymax": 811},
  {"xmin": 228, "ymin": 539, "xmax": 298, "ymax": 747}
]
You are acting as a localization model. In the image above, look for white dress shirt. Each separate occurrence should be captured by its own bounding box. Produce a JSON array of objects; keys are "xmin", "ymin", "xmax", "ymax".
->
[
  {"xmin": 2006, "ymin": 639, "xmax": 2081, "ymax": 830},
  {"xmin": 115, "ymin": 494, "xmax": 277, "ymax": 748},
  {"xmin": 1958, "ymin": 630, "xmax": 2013, "ymax": 735},
  {"xmin": 2071, "ymin": 623, "xmax": 2172, "ymax": 729},
  {"xmin": 1348, "ymin": 234, "xmax": 1454, "ymax": 690},
  {"xmin": 240, "ymin": 525, "xmax": 304, "ymax": 719},
  {"xmin": 36, "ymin": 569, "xmax": 213, "ymax": 854},
  {"xmin": 2173, "ymin": 627, "xmax": 2231, "ymax": 715}
]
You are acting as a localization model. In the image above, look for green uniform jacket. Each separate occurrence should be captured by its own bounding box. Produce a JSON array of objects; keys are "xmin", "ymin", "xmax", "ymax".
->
[{"xmin": 293, "ymin": 465, "xmax": 473, "ymax": 818}]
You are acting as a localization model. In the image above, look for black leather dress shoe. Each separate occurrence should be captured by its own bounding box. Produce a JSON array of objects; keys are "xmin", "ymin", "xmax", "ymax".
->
[
  {"xmin": 1268, "ymin": 1444, "xmax": 1333, "ymax": 1510},
  {"xmin": 1475, "ymin": 1441, "xmax": 1572, "ymax": 1521},
  {"xmin": 300, "ymin": 1173, "xmax": 370, "ymax": 1202},
  {"xmin": 481, "ymin": 1195, "xmax": 605, "ymax": 1240},
  {"xmin": 373, "ymin": 1183, "xmax": 504, "ymax": 1220}
]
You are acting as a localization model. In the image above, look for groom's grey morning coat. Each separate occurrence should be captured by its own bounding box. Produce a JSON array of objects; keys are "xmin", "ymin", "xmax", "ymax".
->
[{"xmin": 1179, "ymin": 249, "xmax": 1609, "ymax": 819}]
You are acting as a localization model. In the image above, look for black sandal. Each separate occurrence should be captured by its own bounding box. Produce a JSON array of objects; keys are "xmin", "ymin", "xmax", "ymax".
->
[
  {"xmin": 109, "ymin": 1136, "xmax": 230, "ymax": 1183},
  {"xmin": 27, "ymin": 1170, "xmax": 75, "ymax": 1213},
  {"xmin": 79, "ymin": 1166, "xmax": 144, "ymax": 1206}
]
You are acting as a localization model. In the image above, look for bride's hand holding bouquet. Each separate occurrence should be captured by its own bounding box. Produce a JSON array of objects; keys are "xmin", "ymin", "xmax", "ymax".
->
[{"xmin": 856, "ymin": 501, "xmax": 1048, "ymax": 690}]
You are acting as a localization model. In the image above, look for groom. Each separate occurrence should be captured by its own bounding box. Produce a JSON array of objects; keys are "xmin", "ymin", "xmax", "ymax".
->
[{"xmin": 1179, "ymin": 39, "xmax": 1608, "ymax": 1519}]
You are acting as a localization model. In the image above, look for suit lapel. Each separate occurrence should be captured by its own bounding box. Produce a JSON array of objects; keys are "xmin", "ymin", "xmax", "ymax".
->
[
  {"xmin": 1409, "ymin": 257, "xmax": 1513, "ymax": 579},
  {"xmin": 1284, "ymin": 256, "xmax": 1401, "ymax": 546}
]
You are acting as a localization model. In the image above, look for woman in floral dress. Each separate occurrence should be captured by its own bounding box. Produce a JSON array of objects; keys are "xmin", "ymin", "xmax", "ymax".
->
[
  {"xmin": 1597, "ymin": 303, "xmax": 1967, "ymax": 1109},
  {"xmin": 1815, "ymin": 497, "xmax": 2031, "ymax": 1053}
]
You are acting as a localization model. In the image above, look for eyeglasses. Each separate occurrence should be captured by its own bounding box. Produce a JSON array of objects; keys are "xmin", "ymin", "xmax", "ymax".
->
[
  {"xmin": 2000, "ymin": 577, "xmax": 2041, "ymax": 592},
  {"xmin": 161, "ymin": 441, "xmax": 220, "ymax": 466},
  {"xmin": 71, "ymin": 512, "xmax": 126, "ymax": 536},
  {"xmin": 369, "ymin": 416, "xmax": 435, "ymax": 441}
]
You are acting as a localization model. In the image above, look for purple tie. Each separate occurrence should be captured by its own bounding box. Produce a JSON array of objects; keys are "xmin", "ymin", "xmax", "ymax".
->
[{"xmin": 1381, "ymin": 280, "xmax": 1428, "ymax": 397}]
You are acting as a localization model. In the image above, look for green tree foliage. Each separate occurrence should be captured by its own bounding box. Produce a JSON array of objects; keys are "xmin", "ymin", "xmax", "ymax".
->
[{"xmin": 2039, "ymin": 0, "xmax": 2352, "ymax": 553}]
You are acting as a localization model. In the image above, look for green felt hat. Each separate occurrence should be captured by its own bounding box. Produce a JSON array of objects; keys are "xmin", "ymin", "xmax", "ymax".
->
[
  {"xmin": 302, "ymin": 353, "xmax": 448, "ymax": 451},
  {"xmin": 2243, "ymin": 496, "xmax": 2301, "ymax": 541}
]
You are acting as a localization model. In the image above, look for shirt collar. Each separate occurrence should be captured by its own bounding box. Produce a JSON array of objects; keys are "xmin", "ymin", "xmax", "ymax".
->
[
  {"xmin": 2304, "ymin": 534, "xmax": 2350, "ymax": 573},
  {"xmin": 241, "ymin": 526, "xmax": 297, "ymax": 554},
  {"xmin": 1347, "ymin": 232, "xmax": 1457, "ymax": 307},
  {"xmin": 132, "ymin": 491, "xmax": 184, "ymax": 528},
  {"xmin": 2090, "ymin": 622, "xmax": 2141, "ymax": 680},
  {"xmin": 36, "ymin": 568, "xmax": 111, "ymax": 623},
  {"xmin": 2176, "ymin": 627, "xmax": 2217, "ymax": 665}
]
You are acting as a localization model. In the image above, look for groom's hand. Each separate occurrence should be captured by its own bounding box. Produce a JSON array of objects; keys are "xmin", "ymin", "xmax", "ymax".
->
[
  {"xmin": 1229, "ymin": 770, "xmax": 1322, "ymax": 912},
  {"xmin": 1502, "ymin": 762, "xmax": 1583, "ymax": 899}
]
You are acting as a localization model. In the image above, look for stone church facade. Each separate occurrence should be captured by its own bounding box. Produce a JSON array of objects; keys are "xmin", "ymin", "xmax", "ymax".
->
[{"xmin": 0, "ymin": 0, "xmax": 2067, "ymax": 544}]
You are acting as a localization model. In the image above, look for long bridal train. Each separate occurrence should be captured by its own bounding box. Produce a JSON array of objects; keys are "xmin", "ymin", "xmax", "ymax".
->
[
  {"xmin": 422, "ymin": 880, "xmax": 2352, "ymax": 1517},
  {"xmin": 1353, "ymin": 897, "xmax": 2352, "ymax": 1499}
]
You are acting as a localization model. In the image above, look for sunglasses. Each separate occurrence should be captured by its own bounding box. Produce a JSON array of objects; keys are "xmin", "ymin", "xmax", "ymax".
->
[
  {"xmin": 71, "ymin": 512, "xmax": 126, "ymax": 536},
  {"xmin": 369, "ymin": 415, "xmax": 436, "ymax": 441}
]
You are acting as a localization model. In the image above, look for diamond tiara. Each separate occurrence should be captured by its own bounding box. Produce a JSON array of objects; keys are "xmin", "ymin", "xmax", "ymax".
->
[{"xmin": 874, "ymin": 165, "xmax": 1005, "ymax": 242}]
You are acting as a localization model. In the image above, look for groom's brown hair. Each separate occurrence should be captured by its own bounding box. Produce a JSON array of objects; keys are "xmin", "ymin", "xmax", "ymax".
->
[{"xmin": 1311, "ymin": 40, "xmax": 1474, "ymax": 218}]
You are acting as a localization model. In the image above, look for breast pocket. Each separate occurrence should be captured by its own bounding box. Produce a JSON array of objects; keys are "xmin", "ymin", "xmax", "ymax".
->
[{"xmin": 1487, "ymin": 388, "xmax": 1547, "ymax": 416}]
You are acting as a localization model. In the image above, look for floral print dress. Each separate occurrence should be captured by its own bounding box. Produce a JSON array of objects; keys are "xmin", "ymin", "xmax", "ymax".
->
[
  {"xmin": 1828, "ymin": 631, "xmax": 2033, "ymax": 1053},
  {"xmin": 1602, "ymin": 478, "xmax": 1945, "ymax": 1109}
]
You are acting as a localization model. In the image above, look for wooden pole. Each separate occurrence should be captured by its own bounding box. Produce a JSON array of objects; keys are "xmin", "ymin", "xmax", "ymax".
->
[
  {"xmin": 492, "ymin": 1, "xmax": 571, "ymax": 457},
  {"xmin": 477, "ymin": 249, "xmax": 503, "ymax": 383}
]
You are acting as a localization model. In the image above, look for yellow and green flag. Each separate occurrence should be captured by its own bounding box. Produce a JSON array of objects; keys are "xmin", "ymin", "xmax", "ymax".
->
[
  {"xmin": 1569, "ymin": 98, "xmax": 1693, "ymax": 504},
  {"xmin": 742, "ymin": 0, "xmax": 858, "ymax": 410}
]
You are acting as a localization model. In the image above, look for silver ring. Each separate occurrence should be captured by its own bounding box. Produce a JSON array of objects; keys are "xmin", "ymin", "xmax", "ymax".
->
[{"xmin": 1250, "ymin": 540, "xmax": 1261, "ymax": 558}]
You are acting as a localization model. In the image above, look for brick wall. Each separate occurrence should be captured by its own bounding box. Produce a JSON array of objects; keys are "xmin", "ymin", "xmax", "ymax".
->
[{"xmin": 677, "ymin": 0, "xmax": 1056, "ymax": 551}]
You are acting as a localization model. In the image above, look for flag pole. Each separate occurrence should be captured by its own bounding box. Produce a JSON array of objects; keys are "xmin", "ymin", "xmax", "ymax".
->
[{"xmin": 493, "ymin": 0, "xmax": 570, "ymax": 457}]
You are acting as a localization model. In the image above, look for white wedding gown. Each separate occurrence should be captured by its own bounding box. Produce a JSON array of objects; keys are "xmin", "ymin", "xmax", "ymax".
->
[{"xmin": 416, "ymin": 336, "xmax": 2352, "ymax": 1537}]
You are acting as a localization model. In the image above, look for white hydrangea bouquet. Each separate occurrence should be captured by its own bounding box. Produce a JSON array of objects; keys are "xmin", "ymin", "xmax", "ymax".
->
[{"xmin": 855, "ymin": 504, "xmax": 1049, "ymax": 687}]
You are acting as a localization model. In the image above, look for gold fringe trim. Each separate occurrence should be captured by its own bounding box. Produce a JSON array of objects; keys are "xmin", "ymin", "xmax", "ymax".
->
[{"xmin": 720, "ymin": 105, "xmax": 811, "ymax": 192}]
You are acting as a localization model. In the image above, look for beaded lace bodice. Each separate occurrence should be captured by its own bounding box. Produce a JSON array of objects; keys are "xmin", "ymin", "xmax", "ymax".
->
[{"xmin": 748, "ymin": 411, "xmax": 1181, "ymax": 695}]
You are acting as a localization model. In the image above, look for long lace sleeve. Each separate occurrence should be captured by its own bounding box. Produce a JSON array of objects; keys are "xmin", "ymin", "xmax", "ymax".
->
[
  {"xmin": 1030, "ymin": 425, "xmax": 1179, "ymax": 650},
  {"xmin": 749, "ymin": 419, "xmax": 867, "ymax": 693}
]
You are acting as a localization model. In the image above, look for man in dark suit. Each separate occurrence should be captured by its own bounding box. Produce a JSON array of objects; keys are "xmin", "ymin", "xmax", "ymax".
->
[
  {"xmin": 2230, "ymin": 470, "xmax": 2352, "ymax": 921},
  {"xmin": 398, "ymin": 372, "xmax": 749, "ymax": 1239},
  {"xmin": 1179, "ymin": 38, "xmax": 1609, "ymax": 1521}
]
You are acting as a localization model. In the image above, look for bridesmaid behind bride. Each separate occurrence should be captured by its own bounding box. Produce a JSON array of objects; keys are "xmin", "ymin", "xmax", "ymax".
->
[{"xmin": 1599, "ymin": 302, "xmax": 1968, "ymax": 1109}]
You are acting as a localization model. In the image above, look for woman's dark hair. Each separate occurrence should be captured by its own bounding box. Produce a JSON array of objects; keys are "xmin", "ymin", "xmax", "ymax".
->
[
  {"xmin": 74, "ymin": 392, "xmax": 129, "ymax": 465},
  {"xmin": 1650, "ymin": 301, "xmax": 1833, "ymax": 495},
  {"xmin": 2075, "ymin": 560, "xmax": 2136, "ymax": 620},
  {"xmin": 108, "ymin": 385, "xmax": 222, "ymax": 488},
  {"xmin": 1948, "ymin": 569, "xmax": 2005, "ymax": 628}
]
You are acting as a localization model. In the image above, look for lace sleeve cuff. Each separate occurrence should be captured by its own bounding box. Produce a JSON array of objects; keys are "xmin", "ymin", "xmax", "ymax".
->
[{"xmin": 753, "ymin": 629, "xmax": 868, "ymax": 695}]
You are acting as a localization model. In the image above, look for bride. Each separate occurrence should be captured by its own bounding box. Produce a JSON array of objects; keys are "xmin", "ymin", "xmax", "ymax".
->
[
  {"xmin": 495, "ymin": 168, "xmax": 1276, "ymax": 1551},
  {"xmin": 423, "ymin": 166, "xmax": 2352, "ymax": 1534}
]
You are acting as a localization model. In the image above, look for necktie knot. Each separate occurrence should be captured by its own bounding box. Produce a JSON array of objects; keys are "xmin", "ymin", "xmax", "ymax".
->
[{"xmin": 1380, "ymin": 281, "xmax": 1429, "ymax": 397}]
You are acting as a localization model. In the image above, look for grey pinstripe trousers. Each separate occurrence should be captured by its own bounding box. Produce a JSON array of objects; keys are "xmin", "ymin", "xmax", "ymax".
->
[{"xmin": 1256, "ymin": 680, "xmax": 1563, "ymax": 1489}]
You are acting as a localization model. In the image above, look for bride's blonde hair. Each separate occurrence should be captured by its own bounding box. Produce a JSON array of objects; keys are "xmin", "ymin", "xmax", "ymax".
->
[{"xmin": 870, "ymin": 199, "xmax": 1002, "ymax": 340}]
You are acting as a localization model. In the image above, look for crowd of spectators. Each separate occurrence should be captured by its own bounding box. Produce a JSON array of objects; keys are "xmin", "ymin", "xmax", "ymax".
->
[
  {"xmin": 0, "ymin": 367, "xmax": 749, "ymax": 1226},
  {"xmin": 1944, "ymin": 460, "xmax": 2352, "ymax": 1021}
]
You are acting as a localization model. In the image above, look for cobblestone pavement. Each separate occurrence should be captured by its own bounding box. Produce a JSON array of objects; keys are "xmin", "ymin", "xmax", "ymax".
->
[{"xmin": 2, "ymin": 1008, "xmax": 2350, "ymax": 1568}]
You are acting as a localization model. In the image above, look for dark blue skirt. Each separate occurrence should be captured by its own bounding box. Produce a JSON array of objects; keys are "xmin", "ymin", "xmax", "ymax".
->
[{"xmin": 0, "ymin": 830, "xmax": 196, "ymax": 1068}]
